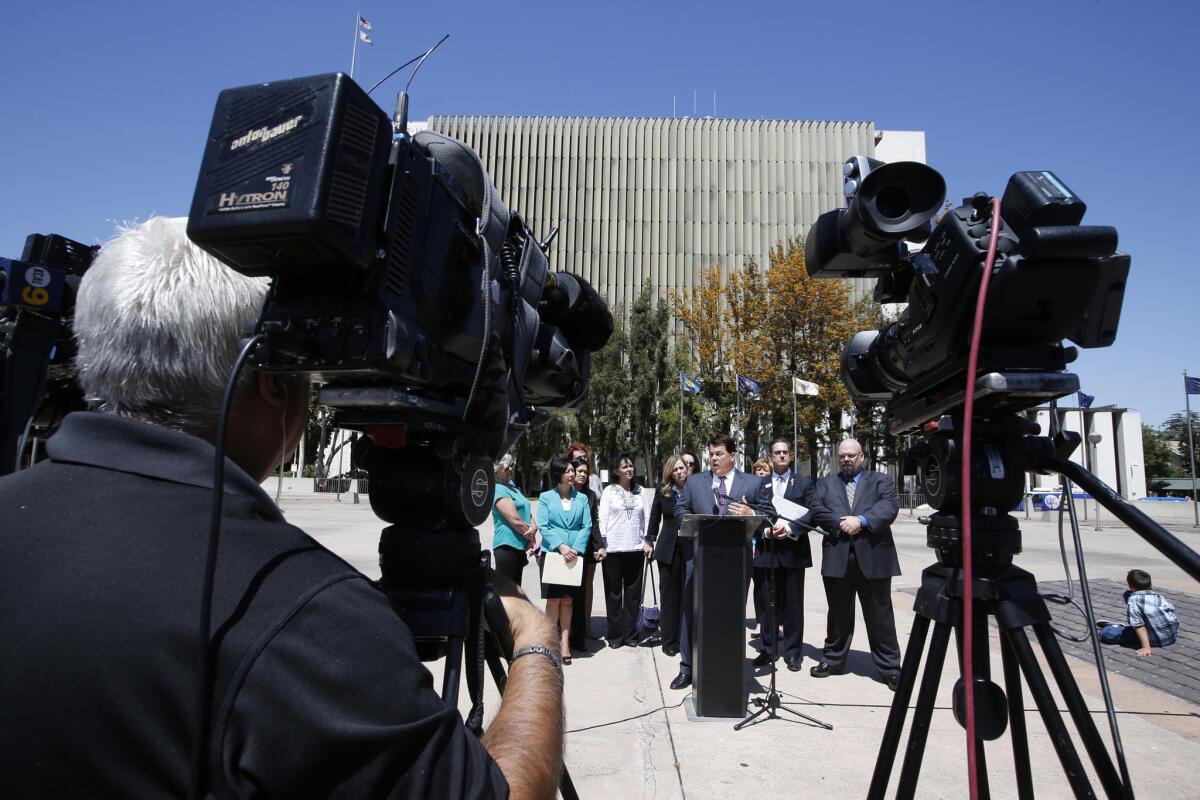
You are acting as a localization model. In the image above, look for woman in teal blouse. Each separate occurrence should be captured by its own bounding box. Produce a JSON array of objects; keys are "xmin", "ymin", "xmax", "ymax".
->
[
  {"xmin": 491, "ymin": 454, "xmax": 537, "ymax": 586},
  {"xmin": 537, "ymin": 455, "xmax": 592, "ymax": 662}
]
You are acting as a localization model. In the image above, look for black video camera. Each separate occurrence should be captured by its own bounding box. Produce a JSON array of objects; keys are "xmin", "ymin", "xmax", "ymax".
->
[
  {"xmin": 187, "ymin": 72, "xmax": 612, "ymax": 468},
  {"xmin": 0, "ymin": 234, "xmax": 97, "ymax": 474},
  {"xmin": 806, "ymin": 156, "xmax": 1129, "ymax": 434}
]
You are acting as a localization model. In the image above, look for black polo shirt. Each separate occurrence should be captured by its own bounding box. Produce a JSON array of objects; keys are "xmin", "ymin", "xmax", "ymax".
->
[{"xmin": 0, "ymin": 412, "xmax": 507, "ymax": 798}]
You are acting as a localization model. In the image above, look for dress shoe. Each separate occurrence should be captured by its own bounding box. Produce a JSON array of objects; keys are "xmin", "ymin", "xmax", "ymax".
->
[
  {"xmin": 886, "ymin": 672, "xmax": 901, "ymax": 692},
  {"xmin": 662, "ymin": 644, "xmax": 679, "ymax": 656},
  {"xmin": 785, "ymin": 658, "xmax": 803, "ymax": 672},
  {"xmin": 752, "ymin": 651, "xmax": 776, "ymax": 667},
  {"xmin": 607, "ymin": 638, "xmax": 625, "ymax": 649},
  {"xmin": 669, "ymin": 671, "xmax": 692, "ymax": 690},
  {"xmin": 809, "ymin": 661, "xmax": 843, "ymax": 678},
  {"xmin": 639, "ymin": 634, "xmax": 663, "ymax": 648}
]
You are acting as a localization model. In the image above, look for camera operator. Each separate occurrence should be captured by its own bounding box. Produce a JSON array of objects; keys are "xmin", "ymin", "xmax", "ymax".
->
[{"xmin": 0, "ymin": 217, "xmax": 563, "ymax": 798}]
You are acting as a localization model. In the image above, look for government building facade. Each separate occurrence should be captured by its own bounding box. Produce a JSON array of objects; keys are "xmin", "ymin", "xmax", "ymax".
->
[{"xmin": 422, "ymin": 115, "xmax": 925, "ymax": 308}]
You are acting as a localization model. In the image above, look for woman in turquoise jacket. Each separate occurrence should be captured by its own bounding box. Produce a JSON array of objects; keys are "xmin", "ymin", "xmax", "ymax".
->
[{"xmin": 537, "ymin": 455, "xmax": 592, "ymax": 662}]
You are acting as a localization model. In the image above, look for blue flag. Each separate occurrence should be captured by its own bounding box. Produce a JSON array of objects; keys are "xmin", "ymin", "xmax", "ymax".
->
[
  {"xmin": 1186, "ymin": 376, "xmax": 1200, "ymax": 396},
  {"xmin": 680, "ymin": 373, "xmax": 702, "ymax": 394},
  {"xmin": 1077, "ymin": 391, "xmax": 1094, "ymax": 409},
  {"xmin": 737, "ymin": 375, "xmax": 761, "ymax": 396}
]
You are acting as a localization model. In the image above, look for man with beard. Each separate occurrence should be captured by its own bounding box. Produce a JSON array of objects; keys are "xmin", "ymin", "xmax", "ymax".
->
[{"xmin": 808, "ymin": 438, "xmax": 902, "ymax": 691}]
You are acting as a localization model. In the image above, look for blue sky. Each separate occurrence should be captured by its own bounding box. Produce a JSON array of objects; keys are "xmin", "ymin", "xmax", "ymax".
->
[{"xmin": 3, "ymin": 1, "xmax": 1196, "ymax": 427}]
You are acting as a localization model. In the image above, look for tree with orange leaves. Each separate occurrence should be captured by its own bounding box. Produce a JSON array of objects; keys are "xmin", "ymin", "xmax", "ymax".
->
[{"xmin": 671, "ymin": 238, "xmax": 859, "ymax": 477}]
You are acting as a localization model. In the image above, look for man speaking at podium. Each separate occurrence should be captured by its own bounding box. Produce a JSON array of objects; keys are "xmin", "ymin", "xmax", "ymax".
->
[{"xmin": 668, "ymin": 433, "xmax": 767, "ymax": 691}]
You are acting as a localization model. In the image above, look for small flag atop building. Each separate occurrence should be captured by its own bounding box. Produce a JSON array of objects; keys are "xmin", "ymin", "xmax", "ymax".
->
[
  {"xmin": 793, "ymin": 377, "xmax": 820, "ymax": 396},
  {"xmin": 737, "ymin": 375, "xmax": 761, "ymax": 396},
  {"xmin": 358, "ymin": 30, "xmax": 374, "ymax": 45},
  {"xmin": 1077, "ymin": 391, "xmax": 1094, "ymax": 409},
  {"xmin": 1186, "ymin": 376, "xmax": 1200, "ymax": 395},
  {"xmin": 680, "ymin": 373, "xmax": 702, "ymax": 394},
  {"xmin": 358, "ymin": 15, "xmax": 373, "ymax": 31}
]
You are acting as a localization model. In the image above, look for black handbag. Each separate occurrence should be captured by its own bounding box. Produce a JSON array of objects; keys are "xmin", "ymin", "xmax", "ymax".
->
[{"xmin": 637, "ymin": 559, "xmax": 660, "ymax": 636}]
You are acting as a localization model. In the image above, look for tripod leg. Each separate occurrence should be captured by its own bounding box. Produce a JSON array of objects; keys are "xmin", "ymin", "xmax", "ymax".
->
[
  {"xmin": 894, "ymin": 620, "xmax": 953, "ymax": 800},
  {"xmin": 999, "ymin": 630, "xmax": 1034, "ymax": 800},
  {"xmin": 868, "ymin": 614, "xmax": 931, "ymax": 800},
  {"xmin": 1006, "ymin": 626, "xmax": 1098, "ymax": 799},
  {"xmin": 1031, "ymin": 622, "xmax": 1127, "ymax": 800},
  {"xmin": 441, "ymin": 635, "xmax": 464, "ymax": 708},
  {"xmin": 952, "ymin": 609, "xmax": 992, "ymax": 800}
]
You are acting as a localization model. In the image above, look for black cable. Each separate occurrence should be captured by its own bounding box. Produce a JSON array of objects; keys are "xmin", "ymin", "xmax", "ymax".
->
[
  {"xmin": 365, "ymin": 52, "xmax": 426, "ymax": 97},
  {"xmin": 404, "ymin": 34, "xmax": 450, "ymax": 95},
  {"xmin": 188, "ymin": 334, "xmax": 265, "ymax": 800},
  {"xmin": 565, "ymin": 698, "xmax": 687, "ymax": 734},
  {"xmin": 1041, "ymin": 399, "xmax": 1133, "ymax": 796}
]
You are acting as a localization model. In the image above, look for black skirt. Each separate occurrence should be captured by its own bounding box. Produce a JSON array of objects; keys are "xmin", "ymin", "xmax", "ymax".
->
[{"xmin": 539, "ymin": 553, "xmax": 581, "ymax": 600}]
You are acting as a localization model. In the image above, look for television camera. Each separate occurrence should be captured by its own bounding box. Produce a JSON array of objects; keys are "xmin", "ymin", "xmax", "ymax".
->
[{"xmin": 806, "ymin": 156, "xmax": 1199, "ymax": 798}]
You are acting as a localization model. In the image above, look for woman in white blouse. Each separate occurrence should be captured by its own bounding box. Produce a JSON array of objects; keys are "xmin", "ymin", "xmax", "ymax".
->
[{"xmin": 598, "ymin": 452, "xmax": 653, "ymax": 648}]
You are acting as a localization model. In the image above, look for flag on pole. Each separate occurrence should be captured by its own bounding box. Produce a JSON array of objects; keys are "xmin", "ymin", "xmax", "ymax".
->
[
  {"xmin": 358, "ymin": 30, "xmax": 374, "ymax": 45},
  {"xmin": 793, "ymin": 377, "xmax": 820, "ymax": 396},
  {"xmin": 358, "ymin": 15, "xmax": 373, "ymax": 30},
  {"xmin": 680, "ymin": 373, "xmax": 702, "ymax": 394},
  {"xmin": 737, "ymin": 375, "xmax": 761, "ymax": 396},
  {"xmin": 1077, "ymin": 391, "xmax": 1094, "ymax": 409},
  {"xmin": 1186, "ymin": 376, "xmax": 1200, "ymax": 395}
]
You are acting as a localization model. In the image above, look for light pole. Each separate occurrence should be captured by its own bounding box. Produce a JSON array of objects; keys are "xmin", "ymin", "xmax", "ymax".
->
[{"xmin": 1087, "ymin": 432, "xmax": 1103, "ymax": 530}]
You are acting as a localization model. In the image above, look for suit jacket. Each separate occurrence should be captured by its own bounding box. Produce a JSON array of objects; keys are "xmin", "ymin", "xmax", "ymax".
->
[
  {"xmin": 679, "ymin": 470, "xmax": 772, "ymax": 519},
  {"xmin": 647, "ymin": 487, "xmax": 685, "ymax": 564},
  {"xmin": 536, "ymin": 489, "xmax": 593, "ymax": 554},
  {"xmin": 755, "ymin": 472, "xmax": 815, "ymax": 570},
  {"xmin": 809, "ymin": 469, "xmax": 901, "ymax": 580}
]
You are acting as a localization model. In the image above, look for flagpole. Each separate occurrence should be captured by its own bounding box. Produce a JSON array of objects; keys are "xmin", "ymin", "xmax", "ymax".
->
[
  {"xmin": 792, "ymin": 376, "xmax": 798, "ymax": 469},
  {"xmin": 679, "ymin": 376, "xmax": 684, "ymax": 454},
  {"xmin": 350, "ymin": 12, "xmax": 360, "ymax": 79},
  {"xmin": 1186, "ymin": 369, "xmax": 1199, "ymax": 527}
]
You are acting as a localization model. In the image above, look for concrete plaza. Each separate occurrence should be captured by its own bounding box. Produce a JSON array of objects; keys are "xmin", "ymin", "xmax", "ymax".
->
[{"xmin": 273, "ymin": 488, "xmax": 1200, "ymax": 799}]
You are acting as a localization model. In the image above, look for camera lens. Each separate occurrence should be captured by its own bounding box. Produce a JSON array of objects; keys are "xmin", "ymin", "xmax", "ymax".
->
[{"xmin": 875, "ymin": 186, "xmax": 910, "ymax": 220}]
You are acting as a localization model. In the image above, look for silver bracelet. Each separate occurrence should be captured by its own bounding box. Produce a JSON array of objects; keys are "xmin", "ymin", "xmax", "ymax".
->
[{"xmin": 511, "ymin": 644, "xmax": 563, "ymax": 675}]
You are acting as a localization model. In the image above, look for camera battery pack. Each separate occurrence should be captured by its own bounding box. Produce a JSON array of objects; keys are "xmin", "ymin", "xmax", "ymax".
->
[{"xmin": 187, "ymin": 73, "xmax": 392, "ymax": 276}]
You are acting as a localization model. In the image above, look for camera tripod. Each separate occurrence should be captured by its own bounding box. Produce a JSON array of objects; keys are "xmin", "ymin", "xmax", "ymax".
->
[
  {"xmin": 361, "ymin": 438, "xmax": 579, "ymax": 799},
  {"xmin": 868, "ymin": 420, "xmax": 1200, "ymax": 799},
  {"xmin": 736, "ymin": 521, "xmax": 832, "ymax": 732}
]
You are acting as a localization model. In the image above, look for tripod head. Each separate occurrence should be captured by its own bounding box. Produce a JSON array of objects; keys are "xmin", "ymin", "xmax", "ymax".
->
[{"xmin": 903, "ymin": 407, "xmax": 1086, "ymax": 568}]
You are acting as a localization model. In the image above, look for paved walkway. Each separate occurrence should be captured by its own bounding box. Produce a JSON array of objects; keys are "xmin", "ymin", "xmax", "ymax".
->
[{"xmin": 275, "ymin": 491, "xmax": 1200, "ymax": 798}]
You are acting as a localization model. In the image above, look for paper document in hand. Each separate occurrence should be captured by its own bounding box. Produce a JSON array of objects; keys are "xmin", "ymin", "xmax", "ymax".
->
[
  {"xmin": 541, "ymin": 551, "xmax": 584, "ymax": 586},
  {"xmin": 772, "ymin": 495, "xmax": 809, "ymax": 524}
]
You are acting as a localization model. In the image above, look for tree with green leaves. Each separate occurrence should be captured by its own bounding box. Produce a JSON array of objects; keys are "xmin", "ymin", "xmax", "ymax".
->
[
  {"xmin": 1161, "ymin": 411, "xmax": 1200, "ymax": 477},
  {"xmin": 1141, "ymin": 424, "xmax": 1179, "ymax": 480}
]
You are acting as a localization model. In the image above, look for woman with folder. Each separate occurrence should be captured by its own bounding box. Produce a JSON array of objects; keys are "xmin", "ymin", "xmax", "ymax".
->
[{"xmin": 537, "ymin": 455, "xmax": 592, "ymax": 664}]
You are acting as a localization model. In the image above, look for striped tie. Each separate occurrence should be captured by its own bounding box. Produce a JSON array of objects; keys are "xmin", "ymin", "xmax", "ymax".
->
[{"xmin": 846, "ymin": 477, "xmax": 856, "ymax": 509}]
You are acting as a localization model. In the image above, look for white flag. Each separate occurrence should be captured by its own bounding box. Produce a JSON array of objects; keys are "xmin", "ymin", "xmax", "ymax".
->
[
  {"xmin": 793, "ymin": 377, "xmax": 820, "ymax": 396},
  {"xmin": 358, "ymin": 15, "xmax": 372, "ymax": 31},
  {"xmin": 359, "ymin": 30, "xmax": 374, "ymax": 45}
]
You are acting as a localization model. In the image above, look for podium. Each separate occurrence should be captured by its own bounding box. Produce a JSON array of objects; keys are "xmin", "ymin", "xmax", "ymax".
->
[{"xmin": 679, "ymin": 514, "xmax": 763, "ymax": 718}]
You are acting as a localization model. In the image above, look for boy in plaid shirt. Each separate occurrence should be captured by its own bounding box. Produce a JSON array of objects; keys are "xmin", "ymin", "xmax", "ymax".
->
[{"xmin": 1097, "ymin": 569, "xmax": 1179, "ymax": 657}]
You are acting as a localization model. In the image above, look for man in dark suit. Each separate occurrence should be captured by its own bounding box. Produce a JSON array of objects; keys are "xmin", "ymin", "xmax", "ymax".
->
[
  {"xmin": 808, "ymin": 438, "xmax": 903, "ymax": 691},
  {"xmin": 669, "ymin": 434, "xmax": 768, "ymax": 690},
  {"xmin": 752, "ymin": 438, "xmax": 814, "ymax": 671}
]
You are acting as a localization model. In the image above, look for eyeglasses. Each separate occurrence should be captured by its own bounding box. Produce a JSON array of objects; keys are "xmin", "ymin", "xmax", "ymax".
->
[{"xmin": 771, "ymin": 450, "xmax": 789, "ymax": 456}]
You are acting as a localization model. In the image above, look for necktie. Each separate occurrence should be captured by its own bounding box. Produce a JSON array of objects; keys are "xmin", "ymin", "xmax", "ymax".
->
[
  {"xmin": 774, "ymin": 474, "xmax": 786, "ymax": 497},
  {"xmin": 846, "ymin": 476, "xmax": 856, "ymax": 509},
  {"xmin": 717, "ymin": 475, "xmax": 729, "ymax": 515}
]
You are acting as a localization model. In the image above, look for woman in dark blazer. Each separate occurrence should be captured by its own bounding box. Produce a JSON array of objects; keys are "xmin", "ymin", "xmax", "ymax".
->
[{"xmin": 646, "ymin": 454, "xmax": 689, "ymax": 657}]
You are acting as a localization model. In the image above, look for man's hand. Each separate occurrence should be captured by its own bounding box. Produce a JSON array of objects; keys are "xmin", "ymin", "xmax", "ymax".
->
[
  {"xmin": 490, "ymin": 572, "xmax": 556, "ymax": 651},
  {"xmin": 839, "ymin": 516, "xmax": 863, "ymax": 535},
  {"xmin": 770, "ymin": 520, "xmax": 791, "ymax": 539},
  {"xmin": 643, "ymin": 542, "xmax": 654, "ymax": 559},
  {"xmin": 558, "ymin": 544, "xmax": 577, "ymax": 563},
  {"xmin": 728, "ymin": 496, "xmax": 755, "ymax": 516},
  {"xmin": 1136, "ymin": 647, "xmax": 1152, "ymax": 657},
  {"xmin": 595, "ymin": 548, "xmax": 607, "ymax": 561}
]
